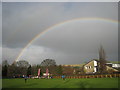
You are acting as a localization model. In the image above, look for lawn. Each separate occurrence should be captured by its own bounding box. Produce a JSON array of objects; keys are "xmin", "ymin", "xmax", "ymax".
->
[{"xmin": 2, "ymin": 78, "xmax": 119, "ymax": 88}]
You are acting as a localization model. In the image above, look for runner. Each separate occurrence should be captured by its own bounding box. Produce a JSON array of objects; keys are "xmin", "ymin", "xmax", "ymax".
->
[{"xmin": 61, "ymin": 75, "xmax": 65, "ymax": 80}]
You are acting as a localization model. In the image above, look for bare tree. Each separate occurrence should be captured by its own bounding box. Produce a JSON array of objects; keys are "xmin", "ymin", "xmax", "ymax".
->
[
  {"xmin": 99, "ymin": 45, "xmax": 107, "ymax": 73},
  {"xmin": 40, "ymin": 59, "xmax": 56, "ymax": 67},
  {"xmin": 7, "ymin": 63, "xmax": 17, "ymax": 77},
  {"xmin": 11, "ymin": 60, "xmax": 30, "ymax": 77},
  {"xmin": 16, "ymin": 60, "xmax": 30, "ymax": 68}
]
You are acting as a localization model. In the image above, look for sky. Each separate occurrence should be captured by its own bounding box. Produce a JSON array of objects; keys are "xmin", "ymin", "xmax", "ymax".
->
[{"xmin": 2, "ymin": 2, "xmax": 118, "ymax": 65}]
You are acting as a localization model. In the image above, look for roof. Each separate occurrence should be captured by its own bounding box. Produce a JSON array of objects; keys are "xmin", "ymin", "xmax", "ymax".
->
[
  {"xmin": 106, "ymin": 63, "xmax": 112, "ymax": 64},
  {"xmin": 106, "ymin": 65, "xmax": 119, "ymax": 72},
  {"xmin": 83, "ymin": 59, "xmax": 99, "ymax": 66}
]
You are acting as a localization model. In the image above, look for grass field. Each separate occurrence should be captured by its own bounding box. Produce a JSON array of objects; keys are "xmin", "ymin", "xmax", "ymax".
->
[{"xmin": 2, "ymin": 78, "xmax": 119, "ymax": 88}]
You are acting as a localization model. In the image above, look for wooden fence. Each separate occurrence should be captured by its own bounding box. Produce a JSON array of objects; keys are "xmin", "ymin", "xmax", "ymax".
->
[{"xmin": 53, "ymin": 74, "xmax": 120, "ymax": 79}]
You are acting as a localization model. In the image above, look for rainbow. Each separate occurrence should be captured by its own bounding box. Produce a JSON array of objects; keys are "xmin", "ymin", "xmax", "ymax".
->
[{"xmin": 15, "ymin": 17, "xmax": 118, "ymax": 62}]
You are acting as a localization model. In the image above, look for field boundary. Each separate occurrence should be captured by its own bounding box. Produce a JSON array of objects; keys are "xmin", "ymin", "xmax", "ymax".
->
[{"xmin": 53, "ymin": 74, "xmax": 120, "ymax": 78}]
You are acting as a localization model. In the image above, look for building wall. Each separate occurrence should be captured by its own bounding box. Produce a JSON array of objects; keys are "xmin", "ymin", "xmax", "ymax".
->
[
  {"xmin": 106, "ymin": 66, "xmax": 118, "ymax": 72},
  {"xmin": 112, "ymin": 64, "xmax": 120, "ymax": 68},
  {"xmin": 93, "ymin": 60, "xmax": 98, "ymax": 73},
  {"xmin": 94, "ymin": 60, "xmax": 97, "ymax": 66},
  {"xmin": 84, "ymin": 60, "xmax": 95, "ymax": 73},
  {"xmin": 84, "ymin": 60, "xmax": 119, "ymax": 74}
]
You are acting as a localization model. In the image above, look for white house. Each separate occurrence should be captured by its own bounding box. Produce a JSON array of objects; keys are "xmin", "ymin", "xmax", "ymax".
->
[
  {"xmin": 84, "ymin": 60, "xmax": 119, "ymax": 74},
  {"xmin": 84, "ymin": 59, "xmax": 99, "ymax": 74},
  {"xmin": 106, "ymin": 63, "xmax": 120, "ymax": 68}
]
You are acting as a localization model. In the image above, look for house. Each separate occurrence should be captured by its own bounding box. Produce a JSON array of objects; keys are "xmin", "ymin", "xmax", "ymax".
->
[
  {"xmin": 83, "ymin": 59, "xmax": 119, "ymax": 74},
  {"xmin": 106, "ymin": 65, "xmax": 119, "ymax": 73},
  {"xmin": 83, "ymin": 59, "xmax": 99, "ymax": 74},
  {"xmin": 112, "ymin": 64, "xmax": 120, "ymax": 68},
  {"xmin": 83, "ymin": 46, "xmax": 119, "ymax": 74},
  {"xmin": 105, "ymin": 63, "xmax": 120, "ymax": 68},
  {"xmin": 105, "ymin": 63, "xmax": 120, "ymax": 73}
]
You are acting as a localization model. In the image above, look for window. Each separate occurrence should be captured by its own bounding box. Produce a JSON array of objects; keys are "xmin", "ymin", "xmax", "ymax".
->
[{"xmin": 85, "ymin": 66, "xmax": 92, "ymax": 69}]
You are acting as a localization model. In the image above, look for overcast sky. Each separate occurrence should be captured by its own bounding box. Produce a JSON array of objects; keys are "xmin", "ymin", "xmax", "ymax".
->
[{"xmin": 2, "ymin": 2, "xmax": 118, "ymax": 65}]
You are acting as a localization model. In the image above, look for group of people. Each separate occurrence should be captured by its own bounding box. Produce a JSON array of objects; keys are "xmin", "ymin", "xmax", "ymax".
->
[{"xmin": 24, "ymin": 75, "xmax": 66, "ymax": 83}]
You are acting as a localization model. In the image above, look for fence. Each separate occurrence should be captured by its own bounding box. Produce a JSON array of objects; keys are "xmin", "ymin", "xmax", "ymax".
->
[{"xmin": 53, "ymin": 74, "xmax": 120, "ymax": 79}]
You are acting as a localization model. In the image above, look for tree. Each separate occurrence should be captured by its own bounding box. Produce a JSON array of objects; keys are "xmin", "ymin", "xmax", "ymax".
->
[
  {"xmin": 40, "ymin": 69, "xmax": 43, "ymax": 76},
  {"xmin": 2, "ymin": 60, "xmax": 9, "ymax": 77},
  {"xmin": 14, "ymin": 60, "xmax": 30, "ymax": 77},
  {"xmin": 16, "ymin": 60, "xmax": 30, "ymax": 68},
  {"xmin": 2, "ymin": 60, "xmax": 9, "ymax": 66},
  {"xmin": 40, "ymin": 59, "xmax": 56, "ymax": 67},
  {"xmin": 2, "ymin": 65, "xmax": 8, "ymax": 77},
  {"xmin": 99, "ymin": 46, "xmax": 107, "ymax": 73},
  {"xmin": 31, "ymin": 65, "xmax": 38, "ymax": 76},
  {"xmin": 0, "ymin": 64, "xmax": 2, "ymax": 78},
  {"xmin": 27, "ymin": 65, "xmax": 32, "ymax": 77},
  {"xmin": 56, "ymin": 65, "xmax": 63, "ymax": 75},
  {"xmin": 7, "ymin": 63, "xmax": 17, "ymax": 77}
]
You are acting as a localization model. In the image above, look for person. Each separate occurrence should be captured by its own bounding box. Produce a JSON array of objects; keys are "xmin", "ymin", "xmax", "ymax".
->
[
  {"xmin": 25, "ymin": 76, "xmax": 27, "ymax": 83},
  {"xmin": 61, "ymin": 75, "xmax": 65, "ymax": 80},
  {"xmin": 49, "ymin": 75, "xmax": 53, "ymax": 79}
]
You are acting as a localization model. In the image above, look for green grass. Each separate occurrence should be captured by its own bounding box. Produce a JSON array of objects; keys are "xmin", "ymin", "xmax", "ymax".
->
[{"xmin": 2, "ymin": 78, "xmax": 119, "ymax": 88}]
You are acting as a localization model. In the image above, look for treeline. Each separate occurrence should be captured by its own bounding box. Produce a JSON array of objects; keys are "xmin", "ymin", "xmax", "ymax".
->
[{"xmin": 2, "ymin": 59, "xmax": 84, "ymax": 78}]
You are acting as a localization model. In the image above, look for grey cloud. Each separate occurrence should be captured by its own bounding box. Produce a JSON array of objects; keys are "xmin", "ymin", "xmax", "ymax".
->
[
  {"xmin": 2, "ymin": 2, "xmax": 118, "ymax": 64},
  {"xmin": 2, "ymin": 47, "xmax": 22, "ymax": 64},
  {"xmin": 34, "ymin": 21, "xmax": 118, "ymax": 53},
  {"xmin": 3, "ymin": 2, "xmax": 118, "ymax": 48},
  {"xmin": 31, "ymin": 21, "xmax": 118, "ymax": 63}
]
